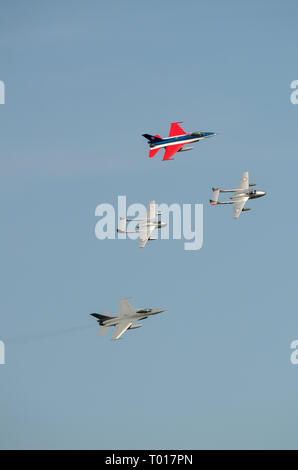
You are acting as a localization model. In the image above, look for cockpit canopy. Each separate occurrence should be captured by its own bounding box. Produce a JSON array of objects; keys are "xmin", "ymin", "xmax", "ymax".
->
[
  {"xmin": 190, "ymin": 131, "xmax": 205, "ymax": 136},
  {"xmin": 137, "ymin": 308, "xmax": 152, "ymax": 314}
]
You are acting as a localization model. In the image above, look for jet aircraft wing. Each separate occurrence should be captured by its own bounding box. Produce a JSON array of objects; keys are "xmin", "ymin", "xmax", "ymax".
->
[
  {"xmin": 233, "ymin": 196, "xmax": 249, "ymax": 219},
  {"xmin": 138, "ymin": 200, "xmax": 158, "ymax": 247},
  {"xmin": 147, "ymin": 200, "xmax": 157, "ymax": 221},
  {"xmin": 237, "ymin": 171, "xmax": 249, "ymax": 191},
  {"xmin": 163, "ymin": 143, "xmax": 185, "ymax": 160},
  {"xmin": 139, "ymin": 223, "xmax": 156, "ymax": 248},
  {"xmin": 118, "ymin": 298, "xmax": 136, "ymax": 317},
  {"xmin": 112, "ymin": 320, "xmax": 133, "ymax": 340},
  {"xmin": 169, "ymin": 122, "xmax": 187, "ymax": 137}
]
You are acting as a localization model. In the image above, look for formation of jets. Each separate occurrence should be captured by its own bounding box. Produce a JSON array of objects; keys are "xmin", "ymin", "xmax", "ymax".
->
[{"xmin": 92, "ymin": 121, "xmax": 267, "ymax": 340}]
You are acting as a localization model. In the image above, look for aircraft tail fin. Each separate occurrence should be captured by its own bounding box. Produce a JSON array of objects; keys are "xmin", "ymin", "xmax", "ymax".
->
[
  {"xmin": 90, "ymin": 312, "xmax": 112, "ymax": 324},
  {"xmin": 149, "ymin": 147, "xmax": 161, "ymax": 158},
  {"xmin": 210, "ymin": 188, "xmax": 220, "ymax": 205},
  {"xmin": 142, "ymin": 134, "xmax": 162, "ymax": 143},
  {"xmin": 117, "ymin": 216, "xmax": 127, "ymax": 233},
  {"xmin": 143, "ymin": 134, "xmax": 162, "ymax": 158},
  {"xmin": 98, "ymin": 325, "xmax": 109, "ymax": 336}
]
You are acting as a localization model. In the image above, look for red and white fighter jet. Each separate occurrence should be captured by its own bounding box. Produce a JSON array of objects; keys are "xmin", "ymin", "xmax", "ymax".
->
[{"xmin": 143, "ymin": 121, "xmax": 216, "ymax": 161}]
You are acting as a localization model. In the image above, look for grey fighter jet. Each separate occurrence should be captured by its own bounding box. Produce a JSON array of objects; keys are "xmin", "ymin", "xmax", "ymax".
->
[
  {"xmin": 90, "ymin": 298, "xmax": 165, "ymax": 340},
  {"xmin": 210, "ymin": 171, "xmax": 266, "ymax": 219}
]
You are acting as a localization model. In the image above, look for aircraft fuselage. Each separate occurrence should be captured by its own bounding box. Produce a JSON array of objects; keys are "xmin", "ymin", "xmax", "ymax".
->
[
  {"xmin": 230, "ymin": 190, "xmax": 266, "ymax": 201},
  {"xmin": 149, "ymin": 132, "xmax": 216, "ymax": 150},
  {"xmin": 98, "ymin": 308, "xmax": 165, "ymax": 327}
]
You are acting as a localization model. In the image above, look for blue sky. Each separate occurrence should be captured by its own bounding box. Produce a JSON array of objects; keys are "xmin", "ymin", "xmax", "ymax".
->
[{"xmin": 1, "ymin": 0, "xmax": 298, "ymax": 449}]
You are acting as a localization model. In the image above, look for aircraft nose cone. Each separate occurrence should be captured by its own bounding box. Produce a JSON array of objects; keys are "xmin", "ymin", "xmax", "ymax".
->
[{"xmin": 205, "ymin": 132, "xmax": 216, "ymax": 138}]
